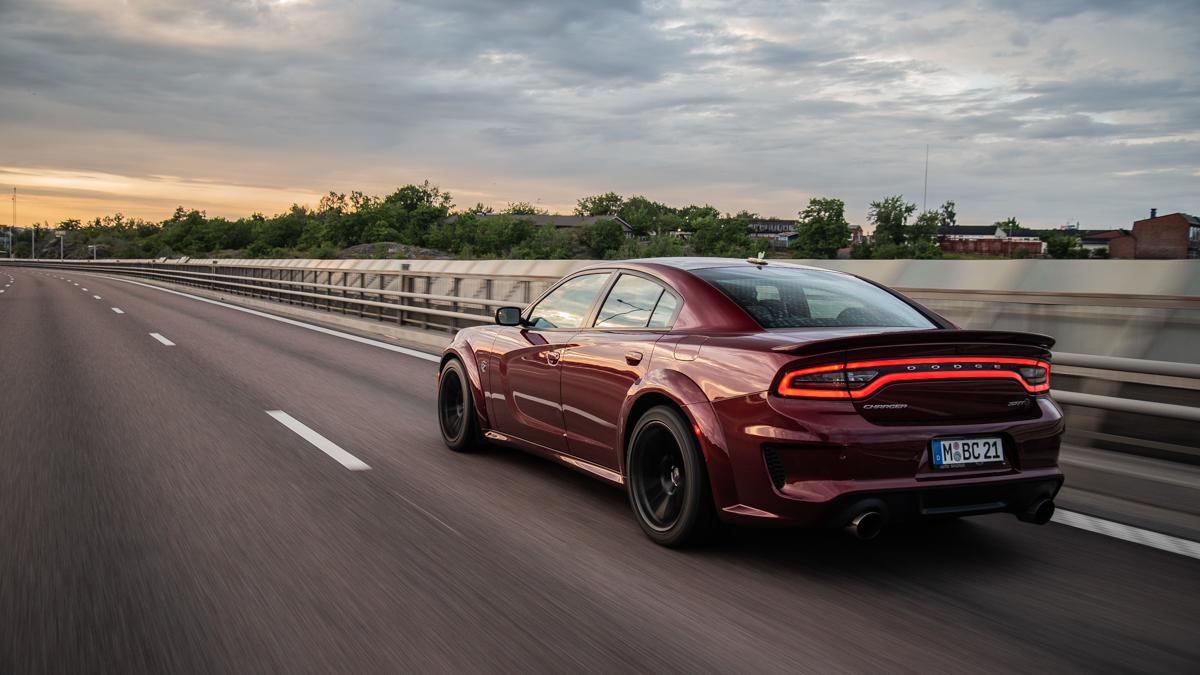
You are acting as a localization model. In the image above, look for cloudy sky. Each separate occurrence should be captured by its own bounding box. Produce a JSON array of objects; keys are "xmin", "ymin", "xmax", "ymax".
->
[{"xmin": 1, "ymin": 0, "xmax": 1196, "ymax": 229}]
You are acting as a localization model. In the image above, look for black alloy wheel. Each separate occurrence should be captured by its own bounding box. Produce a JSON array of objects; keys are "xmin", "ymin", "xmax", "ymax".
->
[
  {"xmin": 626, "ymin": 405, "xmax": 714, "ymax": 547},
  {"xmin": 438, "ymin": 358, "xmax": 479, "ymax": 452}
]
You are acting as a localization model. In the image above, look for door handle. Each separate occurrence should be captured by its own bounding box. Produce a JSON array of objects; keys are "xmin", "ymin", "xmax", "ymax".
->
[
  {"xmin": 545, "ymin": 349, "xmax": 562, "ymax": 365},
  {"xmin": 625, "ymin": 351, "xmax": 643, "ymax": 365}
]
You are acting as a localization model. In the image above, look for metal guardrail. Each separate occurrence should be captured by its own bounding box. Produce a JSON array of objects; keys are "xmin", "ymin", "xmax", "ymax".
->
[
  {"xmin": 5, "ymin": 259, "xmax": 1199, "ymax": 428},
  {"xmin": 5, "ymin": 259, "xmax": 514, "ymax": 332},
  {"xmin": 1051, "ymin": 391, "xmax": 1200, "ymax": 423},
  {"xmin": 1052, "ymin": 353, "xmax": 1200, "ymax": 380}
]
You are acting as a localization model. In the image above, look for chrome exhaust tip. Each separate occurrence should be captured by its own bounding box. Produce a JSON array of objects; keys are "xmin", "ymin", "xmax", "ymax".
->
[
  {"xmin": 846, "ymin": 510, "xmax": 886, "ymax": 540},
  {"xmin": 1016, "ymin": 498, "xmax": 1055, "ymax": 525}
]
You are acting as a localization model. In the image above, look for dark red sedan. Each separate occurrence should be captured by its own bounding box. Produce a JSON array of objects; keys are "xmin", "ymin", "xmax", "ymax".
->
[{"xmin": 437, "ymin": 258, "xmax": 1064, "ymax": 546}]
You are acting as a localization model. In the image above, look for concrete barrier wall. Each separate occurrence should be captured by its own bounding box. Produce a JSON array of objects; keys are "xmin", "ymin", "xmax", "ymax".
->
[
  {"xmin": 108, "ymin": 257, "xmax": 1200, "ymax": 296},
  {"xmin": 92, "ymin": 257, "xmax": 1200, "ymax": 363}
]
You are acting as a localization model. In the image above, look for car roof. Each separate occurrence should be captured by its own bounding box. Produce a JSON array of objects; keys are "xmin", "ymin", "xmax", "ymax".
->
[
  {"xmin": 565, "ymin": 258, "xmax": 860, "ymax": 333},
  {"xmin": 639, "ymin": 257, "xmax": 833, "ymax": 272},
  {"xmin": 576, "ymin": 257, "xmax": 836, "ymax": 275}
]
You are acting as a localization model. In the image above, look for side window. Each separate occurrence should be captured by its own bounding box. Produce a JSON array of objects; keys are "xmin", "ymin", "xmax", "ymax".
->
[
  {"xmin": 595, "ymin": 274, "xmax": 679, "ymax": 329},
  {"xmin": 648, "ymin": 292, "xmax": 679, "ymax": 328},
  {"xmin": 527, "ymin": 273, "xmax": 610, "ymax": 329}
]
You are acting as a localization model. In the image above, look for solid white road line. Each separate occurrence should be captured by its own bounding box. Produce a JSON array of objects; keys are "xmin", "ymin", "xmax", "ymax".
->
[
  {"xmin": 1054, "ymin": 509, "xmax": 1200, "ymax": 560},
  {"xmin": 149, "ymin": 332, "xmax": 176, "ymax": 346},
  {"xmin": 111, "ymin": 308, "xmax": 125, "ymax": 314},
  {"xmin": 93, "ymin": 274, "xmax": 440, "ymax": 362},
  {"xmin": 266, "ymin": 410, "xmax": 370, "ymax": 471},
  {"xmin": 93, "ymin": 295, "xmax": 102, "ymax": 300}
]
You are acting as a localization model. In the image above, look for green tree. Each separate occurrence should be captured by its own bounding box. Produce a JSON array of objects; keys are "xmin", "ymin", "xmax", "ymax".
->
[
  {"xmin": 677, "ymin": 204, "xmax": 720, "ymax": 229},
  {"xmin": 578, "ymin": 219, "xmax": 626, "ymax": 258},
  {"xmin": 632, "ymin": 233, "xmax": 686, "ymax": 258},
  {"xmin": 618, "ymin": 195, "xmax": 675, "ymax": 236},
  {"xmin": 909, "ymin": 210, "xmax": 941, "ymax": 244},
  {"xmin": 513, "ymin": 224, "xmax": 575, "ymax": 259},
  {"xmin": 690, "ymin": 211, "xmax": 754, "ymax": 257},
  {"xmin": 938, "ymin": 200, "xmax": 957, "ymax": 228},
  {"xmin": 575, "ymin": 192, "xmax": 624, "ymax": 217},
  {"xmin": 1040, "ymin": 230, "xmax": 1084, "ymax": 259},
  {"xmin": 791, "ymin": 197, "xmax": 850, "ymax": 258},
  {"xmin": 503, "ymin": 201, "xmax": 546, "ymax": 215},
  {"xmin": 911, "ymin": 239, "xmax": 943, "ymax": 259},
  {"xmin": 994, "ymin": 216, "xmax": 1020, "ymax": 232},
  {"xmin": 869, "ymin": 196, "xmax": 916, "ymax": 246}
]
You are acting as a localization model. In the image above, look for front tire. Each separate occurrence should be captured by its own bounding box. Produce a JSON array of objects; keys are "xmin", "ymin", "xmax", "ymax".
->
[
  {"xmin": 438, "ymin": 358, "xmax": 480, "ymax": 452},
  {"xmin": 626, "ymin": 405, "xmax": 715, "ymax": 547}
]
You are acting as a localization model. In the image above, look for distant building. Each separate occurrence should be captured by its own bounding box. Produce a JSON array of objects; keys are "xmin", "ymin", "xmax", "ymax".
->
[
  {"xmin": 849, "ymin": 225, "xmax": 865, "ymax": 245},
  {"xmin": 1077, "ymin": 229, "xmax": 1128, "ymax": 255},
  {"xmin": 748, "ymin": 218, "xmax": 796, "ymax": 234},
  {"xmin": 1059, "ymin": 227, "xmax": 1129, "ymax": 256},
  {"xmin": 748, "ymin": 218, "xmax": 799, "ymax": 250},
  {"xmin": 937, "ymin": 225, "xmax": 1046, "ymax": 257},
  {"xmin": 1107, "ymin": 210, "xmax": 1199, "ymax": 259}
]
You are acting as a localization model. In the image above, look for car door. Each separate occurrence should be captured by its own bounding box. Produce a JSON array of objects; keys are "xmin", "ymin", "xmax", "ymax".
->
[
  {"xmin": 491, "ymin": 272, "xmax": 613, "ymax": 451},
  {"xmin": 559, "ymin": 272, "xmax": 682, "ymax": 470}
]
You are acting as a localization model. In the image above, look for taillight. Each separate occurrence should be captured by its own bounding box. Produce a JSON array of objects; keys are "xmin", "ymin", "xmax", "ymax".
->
[
  {"xmin": 1018, "ymin": 365, "xmax": 1048, "ymax": 387},
  {"xmin": 776, "ymin": 364, "xmax": 879, "ymax": 398},
  {"xmin": 776, "ymin": 357, "xmax": 1051, "ymax": 399}
]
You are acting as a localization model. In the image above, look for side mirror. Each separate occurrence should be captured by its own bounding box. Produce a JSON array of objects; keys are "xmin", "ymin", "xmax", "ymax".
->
[{"xmin": 495, "ymin": 306, "xmax": 523, "ymax": 326}]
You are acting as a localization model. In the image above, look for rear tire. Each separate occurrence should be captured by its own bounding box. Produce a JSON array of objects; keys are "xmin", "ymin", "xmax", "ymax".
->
[
  {"xmin": 438, "ymin": 358, "xmax": 481, "ymax": 452},
  {"xmin": 626, "ymin": 405, "xmax": 715, "ymax": 547}
]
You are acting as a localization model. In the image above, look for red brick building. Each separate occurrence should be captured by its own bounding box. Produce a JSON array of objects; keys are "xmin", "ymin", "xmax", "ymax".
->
[
  {"xmin": 1108, "ymin": 211, "xmax": 1200, "ymax": 259},
  {"xmin": 937, "ymin": 225, "xmax": 1045, "ymax": 257}
]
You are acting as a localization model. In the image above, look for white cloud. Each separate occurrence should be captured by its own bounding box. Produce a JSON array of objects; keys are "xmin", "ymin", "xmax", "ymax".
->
[{"xmin": 0, "ymin": 0, "xmax": 1195, "ymax": 228}]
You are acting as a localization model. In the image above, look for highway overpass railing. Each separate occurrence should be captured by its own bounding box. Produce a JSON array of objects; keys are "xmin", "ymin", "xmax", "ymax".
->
[{"xmin": 5, "ymin": 258, "xmax": 1198, "ymax": 463}]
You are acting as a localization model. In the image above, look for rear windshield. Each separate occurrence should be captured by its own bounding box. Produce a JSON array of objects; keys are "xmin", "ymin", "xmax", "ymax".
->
[{"xmin": 692, "ymin": 266, "xmax": 936, "ymax": 329}]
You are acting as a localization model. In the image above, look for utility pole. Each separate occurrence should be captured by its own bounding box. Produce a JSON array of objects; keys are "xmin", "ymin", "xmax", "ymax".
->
[
  {"xmin": 12, "ymin": 187, "xmax": 20, "ymax": 259},
  {"xmin": 922, "ymin": 144, "xmax": 929, "ymax": 213}
]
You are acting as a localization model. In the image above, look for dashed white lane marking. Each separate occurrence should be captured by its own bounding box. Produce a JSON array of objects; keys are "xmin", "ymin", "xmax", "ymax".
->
[
  {"xmin": 82, "ymin": 288, "xmax": 88, "ymax": 291},
  {"xmin": 92, "ymin": 274, "xmax": 439, "ymax": 362},
  {"xmin": 111, "ymin": 308, "xmax": 125, "ymax": 314},
  {"xmin": 149, "ymin": 332, "xmax": 176, "ymax": 346},
  {"xmin": 1054, "ymin": 509, "xmax": 1200, "ymax": 560},
  {"xmin": 93, "ymin": 295, "xmax": 102, "ymax": 300},
  {"xmin": 266, "ymin": 410, "xmax": 371, "ymax": 471}
]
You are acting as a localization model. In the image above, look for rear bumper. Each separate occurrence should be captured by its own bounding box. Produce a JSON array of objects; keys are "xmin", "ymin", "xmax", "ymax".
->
[
  {"xmin": 692, "ymin": 393, "xmax": 1066, "ymax": 527},
  {"xmin": 818, "ymin": 475, "xmax": 1063, "ymax": 528}
]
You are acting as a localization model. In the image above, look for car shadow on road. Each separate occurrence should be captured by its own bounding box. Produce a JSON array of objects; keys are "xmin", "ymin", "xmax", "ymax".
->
[{"xmin": 472, "ymin": 442, "xmax": 1026, "ymax": 578}]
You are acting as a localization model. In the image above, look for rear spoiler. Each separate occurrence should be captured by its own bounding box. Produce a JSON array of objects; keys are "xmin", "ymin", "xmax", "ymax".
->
[{"xmin": 769, "ymin": 329, "xmax": 1055, "ymax": 357}]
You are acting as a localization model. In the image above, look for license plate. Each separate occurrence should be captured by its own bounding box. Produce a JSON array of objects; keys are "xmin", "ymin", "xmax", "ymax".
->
[{"xmin": 932, "ymin": 437, "xmax": 1004, "ymax": 468}]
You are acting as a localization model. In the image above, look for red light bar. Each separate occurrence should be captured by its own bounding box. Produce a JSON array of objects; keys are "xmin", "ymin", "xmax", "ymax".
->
[{"xmin": 777, "ymin": 357, "xmax": 1051, "ymax": 399}]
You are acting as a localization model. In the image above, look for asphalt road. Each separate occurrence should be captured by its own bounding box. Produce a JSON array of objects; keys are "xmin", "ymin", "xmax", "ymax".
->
[{"xmin": 1, "ymin": 267, "xmax": 1197, "ymax": 674}]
